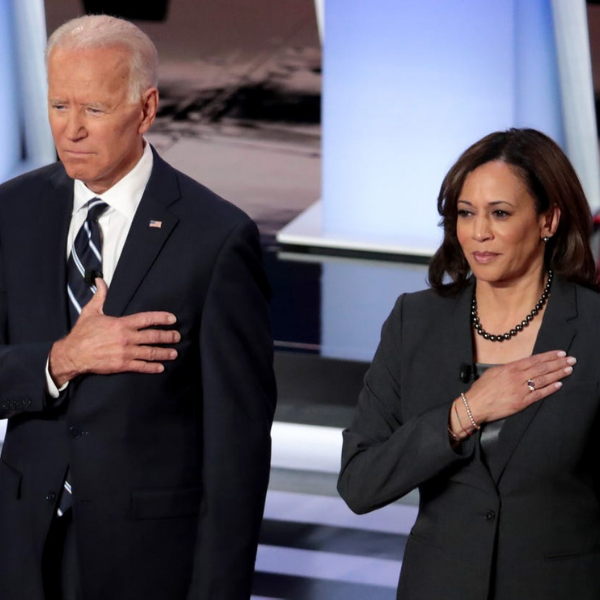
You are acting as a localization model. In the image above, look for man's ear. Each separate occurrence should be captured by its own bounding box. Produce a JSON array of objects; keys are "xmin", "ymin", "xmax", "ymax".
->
[{"xmin": 138, "ymin": 88, "xmax": 159, "ymax": 135}]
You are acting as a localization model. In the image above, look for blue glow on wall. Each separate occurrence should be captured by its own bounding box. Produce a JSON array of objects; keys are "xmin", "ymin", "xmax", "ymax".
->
[
  {"xmin": 322, "ymin": 0, "xmax": 563, "ymax": 251},
  {"xmin": 0, "ymin": 0, "xmax": 21, "ymax": 183},
  {"xmin": 321, "ymin": 260, "xmax": 428, "ymax": 361}
]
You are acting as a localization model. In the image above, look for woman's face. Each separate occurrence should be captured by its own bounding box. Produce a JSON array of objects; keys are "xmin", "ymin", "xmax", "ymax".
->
[{"xmin": 456, "ymin": 160, "xmax": 557, "ymax": 286}]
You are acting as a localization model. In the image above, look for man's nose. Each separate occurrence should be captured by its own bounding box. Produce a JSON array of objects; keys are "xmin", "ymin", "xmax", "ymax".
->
[{"xmin": 65, "ymin": 112, "xmax": 86, "ymax": 140}]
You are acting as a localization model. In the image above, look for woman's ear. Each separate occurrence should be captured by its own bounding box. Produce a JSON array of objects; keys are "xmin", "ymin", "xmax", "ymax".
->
[{"xmin": 541, "ymin": 205, "xmax": 560, "ymax": 239}]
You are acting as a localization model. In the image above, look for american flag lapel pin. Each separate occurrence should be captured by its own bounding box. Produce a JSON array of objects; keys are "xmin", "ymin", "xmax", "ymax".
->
[{"xmin": 149, "ymin": 220, "xmax": 162, "ymax": 229}]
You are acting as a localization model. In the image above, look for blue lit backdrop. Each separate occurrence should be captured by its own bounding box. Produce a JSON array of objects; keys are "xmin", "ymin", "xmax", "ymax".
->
[
  {"xmin": 322, "ymin": 0, "xmax": 564, "ymax": 254},
  {"xmin": 0, "ymin": 0, "xmax": 21, "ymax": 183}
]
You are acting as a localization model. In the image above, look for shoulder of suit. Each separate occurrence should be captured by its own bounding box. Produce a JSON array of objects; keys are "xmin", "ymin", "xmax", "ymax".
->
[
  {"xmin": 153, "ymin": 151, "xmax": 253, "ymax": 227},
  {"xmin": 401, "ymin": 285, "xmax": 465, "ymax": 314},
  {"xmin": 548, "ymin": 273, "xmax": 600, "ymax": 309},
  {"xmin": 380, "ymin": 285, "xmax": 467, "ymax": 339},
  {"xmin": 571, "ymin": 279, "xmax": 600, "ymax": 312},
  {"xmin": 0, "ymin": 161, "xmax": 65, "ymax": 194}
]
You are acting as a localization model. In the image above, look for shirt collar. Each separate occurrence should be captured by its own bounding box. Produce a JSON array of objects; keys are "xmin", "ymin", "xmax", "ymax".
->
[{"xmin": 72, "ymin": 141, "xmax": 154, "ymax": 219}]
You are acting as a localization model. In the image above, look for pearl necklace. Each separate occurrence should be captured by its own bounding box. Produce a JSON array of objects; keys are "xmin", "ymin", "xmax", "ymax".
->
[{"xmin": 471, "ymin": 270, "xmax": 553, "ymax": 342}]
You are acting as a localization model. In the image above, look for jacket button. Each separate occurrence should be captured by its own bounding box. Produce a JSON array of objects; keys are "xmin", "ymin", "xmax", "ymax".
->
[
  {"xmin": 485, "ymin": 510, "xmax": 496, "ymax": 522},
  {"xmin": 68, "ymin": 426, "xmax": 82, "ymax": 439},
  {"xmin": 46, "ymin": 492, "xmax": 56, "ymax": 503}
]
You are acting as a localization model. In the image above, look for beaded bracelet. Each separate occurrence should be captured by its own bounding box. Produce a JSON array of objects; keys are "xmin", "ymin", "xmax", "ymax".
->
[
  {"xmin": 460, "ymin": 392, "xmax": 480, "ymax": 430},
  {"xmin": 454, "ymin": 402, "xmax": 471, "ymax": 436}
]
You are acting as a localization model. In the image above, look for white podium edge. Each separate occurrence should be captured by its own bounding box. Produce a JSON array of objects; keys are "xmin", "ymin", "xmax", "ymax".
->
[{"xmin": 276, "ymin": 200, "xmax": 437, "ymax": 259}]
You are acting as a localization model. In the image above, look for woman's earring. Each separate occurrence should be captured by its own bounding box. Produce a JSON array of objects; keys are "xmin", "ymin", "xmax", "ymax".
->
[{"xmin": 542, "ymin": 236, "xmax": 550, "ymax": 243}]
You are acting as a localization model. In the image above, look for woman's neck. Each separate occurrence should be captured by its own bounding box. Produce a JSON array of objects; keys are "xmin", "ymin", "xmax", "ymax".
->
[
  {"xmin": 472, "ymin": 269, "xmax": 551, "ymax": 364},
  {"xmin": 474, "ymin": 269, "xmax": 548, "ymax": 317}
]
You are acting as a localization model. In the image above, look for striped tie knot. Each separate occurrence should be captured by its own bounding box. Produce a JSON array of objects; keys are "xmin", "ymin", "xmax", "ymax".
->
[
  {"xmin": 86, "ymin": 198, "xmax": 108, "ymax": 224},
  {"xmin": 66, "ymin": 198, "xmax": 109, "ymax": 325}
]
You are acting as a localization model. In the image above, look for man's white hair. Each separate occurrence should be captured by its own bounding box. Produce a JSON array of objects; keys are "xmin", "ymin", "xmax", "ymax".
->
[{"xmin": 46, "ymin": 14, "xmax": 158, "ymax": 102}]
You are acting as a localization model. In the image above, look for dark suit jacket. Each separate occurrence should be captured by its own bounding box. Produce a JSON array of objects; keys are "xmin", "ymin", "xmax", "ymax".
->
[
  {"xmin": 0, "ymin": 150, "xmax": 276, "ymax": 599},
  {"xmin": 338, "ymin": 276, "xmax": 600, "ymax": 600}
]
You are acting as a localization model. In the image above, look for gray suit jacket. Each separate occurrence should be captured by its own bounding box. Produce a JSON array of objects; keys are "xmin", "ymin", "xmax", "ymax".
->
[{"xmin": 339, "ymin": 276, "xmax": 600, "ymax": 600}]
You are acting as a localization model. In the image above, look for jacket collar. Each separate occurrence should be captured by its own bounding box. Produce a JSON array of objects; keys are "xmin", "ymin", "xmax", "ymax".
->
[
  {"xmin": 40, "ymin": 165, "xmax": 75, "ymax": 338},
  {"xmin": 103, "ymin": 148, "xmax": 181, "ymax": 317}
]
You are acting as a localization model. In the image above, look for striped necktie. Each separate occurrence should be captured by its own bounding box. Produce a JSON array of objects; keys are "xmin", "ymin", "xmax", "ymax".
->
[
  {"xmin": 57, "ymin": 198, "xmax": 108, "ymax": 517},
  {"xmin": 66, "ymin": 197, "xmax": 108, "ymax": 324}
]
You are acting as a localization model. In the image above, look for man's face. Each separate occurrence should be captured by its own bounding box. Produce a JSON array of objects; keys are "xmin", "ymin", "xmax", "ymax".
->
[{"xmin": 47, "ymin": 46, "xmax": 157, "ymax": 194}]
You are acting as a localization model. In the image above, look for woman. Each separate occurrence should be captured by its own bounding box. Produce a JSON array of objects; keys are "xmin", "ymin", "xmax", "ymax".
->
[{"xmin": 338, "ymin": 128, "xmax": 600, "ymax": 600}]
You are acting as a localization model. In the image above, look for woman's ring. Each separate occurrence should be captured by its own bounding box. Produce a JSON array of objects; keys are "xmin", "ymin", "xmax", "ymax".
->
[{"xmin": 527, "ymin": 379, "xmax": 536, "ymax": 392}]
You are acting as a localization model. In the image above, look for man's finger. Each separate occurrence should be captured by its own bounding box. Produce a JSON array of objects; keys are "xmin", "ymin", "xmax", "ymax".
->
[
  {"xmin": 123, "ymin": 310, "xmax": 178, "ymax": 329},
  {"xmin": 135, "ymin": 346, "xmax": 178, "ymax": 362},
  {"xmin": 126, "ymin": 360, "xmax": 167, "ymax": 374},
  {"xmin": 134, "ymin": 329, "xmax": 181, "ymax": 346}
]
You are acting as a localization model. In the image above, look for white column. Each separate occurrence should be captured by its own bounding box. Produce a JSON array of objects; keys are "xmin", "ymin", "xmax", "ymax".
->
[{"xmin": 551, "ymin": 0, "xmax": 600, "ymax": 210}]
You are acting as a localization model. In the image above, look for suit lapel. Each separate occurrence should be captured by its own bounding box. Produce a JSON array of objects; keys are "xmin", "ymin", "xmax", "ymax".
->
[
  {"xmin": 39, "ymin": 166, "xmax": 74, "ymax": 339},
  {"xmin": 487, "ymin": 275, "xmax": 577, "ymax": 483},
  {"xmin": 451, "ymin": 279, "xmax": 478, "ymax": 396},
  {"xmin": 103, "ymin": 151, "xmax": 180, "ymax": 317}
]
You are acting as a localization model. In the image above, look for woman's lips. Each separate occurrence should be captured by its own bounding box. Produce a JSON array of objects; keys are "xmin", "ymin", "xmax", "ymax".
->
[{"xmin": 472, "ymin": 251, "xmax": 499, "ymax": 263}]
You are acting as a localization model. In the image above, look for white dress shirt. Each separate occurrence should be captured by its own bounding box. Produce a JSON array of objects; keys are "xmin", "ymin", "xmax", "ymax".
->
[
  {"xmin": 47, "ymin": 142, "xmax": 154, "ymax": 396},
  {"xmin": 68, "ymin": 141, "xmax": 153, "ymax": 285}
]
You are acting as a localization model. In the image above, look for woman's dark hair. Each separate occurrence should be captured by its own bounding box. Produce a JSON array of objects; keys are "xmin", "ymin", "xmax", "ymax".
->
[{"xmin": 428, "ymin": 128, "xmax": 599, "ymax": 294}]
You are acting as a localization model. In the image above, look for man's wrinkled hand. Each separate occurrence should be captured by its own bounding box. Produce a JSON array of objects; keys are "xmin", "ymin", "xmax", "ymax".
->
[{"xmin": 49, "ymin": 278, "xmax": 180, "ymax": 387}]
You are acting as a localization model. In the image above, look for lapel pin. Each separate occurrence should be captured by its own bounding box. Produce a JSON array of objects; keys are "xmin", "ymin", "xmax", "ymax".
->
[{"xmin": 149, "ymin": 220, "xmax": 162, "ymax": 229}]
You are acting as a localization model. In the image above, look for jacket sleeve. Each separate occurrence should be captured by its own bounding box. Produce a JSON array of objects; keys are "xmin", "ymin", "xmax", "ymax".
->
[
  {"xmin": 188, "ymin": 218, "xmax": 276, "ymax": 599},
  {"xmin": 0, "ymin": 239, "xmax": 55, "ymax": 418},
  {"xmin": 338, "ymin": 294, "xmax": 475, "ymax": 514}
]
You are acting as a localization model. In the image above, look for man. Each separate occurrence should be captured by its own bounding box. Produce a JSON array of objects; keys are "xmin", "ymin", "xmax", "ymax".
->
[{"xmin": 0, "ymin": 14, "xmax": 276, "ymax": 600}]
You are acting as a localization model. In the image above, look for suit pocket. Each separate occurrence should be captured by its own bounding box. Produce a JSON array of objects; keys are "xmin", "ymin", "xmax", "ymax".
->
[
  {"xmin": 545, "ymin": 545, "xmax": 600, "ymax": 562},
  {"xmin": 408, "ymin": 531, "xmax": 442, "ymax": 550},
  {"xmin": 131, "ymin": 486, "xmax": 202, "ymax": 519},
  {"xmin": 0, "ymin": 458, "xmax": 21, "ymax": 500}
]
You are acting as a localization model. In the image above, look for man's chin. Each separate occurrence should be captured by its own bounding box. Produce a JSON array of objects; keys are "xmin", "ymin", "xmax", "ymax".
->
[{"xmin": 59, "ymin": 161, "xmax": 93, "ymax": 183}]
